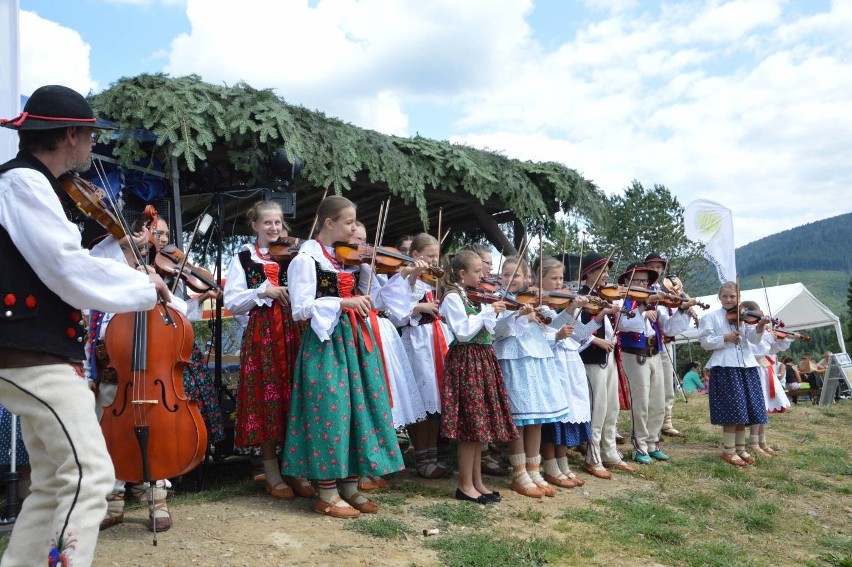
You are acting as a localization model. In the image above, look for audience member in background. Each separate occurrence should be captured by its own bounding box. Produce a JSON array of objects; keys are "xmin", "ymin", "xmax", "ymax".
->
[
  {"xmin": 781, "ymin": 356, "xmax": 808, "ymax": 404},
  {"xmin": 681, "ymin": 362, "xmax": 707, "ymax": 394},
  {"xmin": 798, "ymin": 353, "xmax": 824, "ymax": 392}
]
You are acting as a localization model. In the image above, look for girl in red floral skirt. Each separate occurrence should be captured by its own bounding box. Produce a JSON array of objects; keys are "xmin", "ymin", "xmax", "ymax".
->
[
  {"xmin": 438, "ymin": 250, "xmax": 518, "ymax": 504},
  {"xmin": 224, "ymin": 201, "xmax": 313, "ymax": 500}
]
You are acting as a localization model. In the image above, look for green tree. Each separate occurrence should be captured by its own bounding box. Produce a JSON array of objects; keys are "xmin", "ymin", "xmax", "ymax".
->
[
  {"xmin": 586, "ymin": 180, "xmax": 704, "ymax": 280},
  {"xmin": 846, "ymin": 277, "xmax": 852, "ymax": 353}
]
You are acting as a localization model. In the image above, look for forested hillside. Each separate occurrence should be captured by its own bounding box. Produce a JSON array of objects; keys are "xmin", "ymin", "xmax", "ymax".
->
[{"xmin": 683, "ymin": 212, "xmax": 851, "ymax": 353}]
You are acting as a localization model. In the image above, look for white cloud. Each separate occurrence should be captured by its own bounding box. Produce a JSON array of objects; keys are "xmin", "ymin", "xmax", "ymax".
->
[
  {"xmin": 163, "ymin": 0, "xmax": 534, "ymax": 134},
  {"xmin": 19, "ymin": 11, "xmax": 97, "ymax": 96},
  {"xmin": 448, "ymin": 1, "xmax": 852, "ymax": 245}
]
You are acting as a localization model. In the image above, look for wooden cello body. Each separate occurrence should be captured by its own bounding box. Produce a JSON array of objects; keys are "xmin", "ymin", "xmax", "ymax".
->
[{"xmin": 101, "ymin": 302, "xmax": 207, "ymax": 482}]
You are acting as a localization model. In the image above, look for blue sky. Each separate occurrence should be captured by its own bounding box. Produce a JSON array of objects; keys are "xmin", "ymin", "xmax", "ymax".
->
[{"xmin": 14, "ymin": 0, "xmax": 852, "ymax": 247}]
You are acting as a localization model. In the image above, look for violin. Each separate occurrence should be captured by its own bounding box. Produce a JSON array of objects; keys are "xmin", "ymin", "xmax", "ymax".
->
[
  {"xmin": 769, "ymin": 318, "xmax": 810, "ymax": 342},
  {"xmin": 465, "ymin": 287, "xmax": 552, "ymax": 325},
  {"xmin": 334, "ymin": 241, "xmax": 445, "ymax": 279},
  {"xmin": 267, "ymin": 236, "xmax": 305, "ymax": 262},
  {"xmin": 663, "ymin": 275, "xmax": 710, "ymax": 310},
  {"xmin": 726, "ymin": 308, "xmax": 767, "ymax": 325},
  {"xmin": 154, "ymin": 244, "xmax": 220, "ymax": 293},
  {"xmin": 597, "ymin": 283, "xmax": 653, "ymax": 302},
  {"xmin": 772, "ymin": 328, "xmax": 811, "ymax": 342},
  {"xmin": 59, "ymin": 173, "xmax": 125, "ymax": 240},
  {"xmin": 478, "ymin": 276, "xmax": 502, "ymax": 293}
]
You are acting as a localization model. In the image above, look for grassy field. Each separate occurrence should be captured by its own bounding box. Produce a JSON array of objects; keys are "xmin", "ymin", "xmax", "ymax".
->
[{"xmin": 1, "ymin": 395, "xmax": 851, "ymax": 566}]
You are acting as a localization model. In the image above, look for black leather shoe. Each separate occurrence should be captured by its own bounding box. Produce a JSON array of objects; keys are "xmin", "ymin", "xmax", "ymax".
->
[
  {"xmin": 454, "ymin": 488, "xmax": 487, "ymax": 504},
  {"xmin": 480, "ymin": 490, "xmax": 501, "ymax": 503}
]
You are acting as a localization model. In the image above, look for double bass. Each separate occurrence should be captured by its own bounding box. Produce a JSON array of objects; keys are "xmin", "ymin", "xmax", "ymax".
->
[{"xmin": 62, "ymin": 176, "xmax": 207, "ymax": 496}]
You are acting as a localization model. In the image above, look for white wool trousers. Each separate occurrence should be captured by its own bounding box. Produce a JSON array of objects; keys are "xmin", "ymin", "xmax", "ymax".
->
[
  {"xmin": 0, "ymin": 364, "xmax": 114, "ymax": 567},
  {"xmin": 584, "ymin": 354, "xmax": 621, "ymax": 464},
  {"xmin": 621, "ymin": 352, "xmax": 666, "ymax": 455},
  {"xmin": 660, "ymin": 343, "xmax": 676, "ymax": 427}
]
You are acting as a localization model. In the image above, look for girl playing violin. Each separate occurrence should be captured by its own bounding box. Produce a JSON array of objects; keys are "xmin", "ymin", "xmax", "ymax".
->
[
  {"xmin": 282, "ymin": 195, "xmax": 404, "ymax": 518},
  {"xmin": 697, "ymin": 282, "xmax": 771, "ymax": 467},
  {"xmin": 351, "ymin": 223, "xmax": 430, "ymax": 491},
  {"xmin": 535, "ymin": 256, "xmax": 598, "ymax": 488},
  {"xmin": 462, "ymin": 243, "xmax": 509, "ymax": 478},
  {"xmin": 740, "ymin": 300, "xmax": 791, "ymax": 457},
  {"xmin": 438, "ymin": 249, "xmax": 517, "ymax": 504},
  {"xmin": 494, "ymin": 256, "xmax": 571, "ymax": 498},
  {"xmin": 391, "ymin": 233, "xmax": 453, "ymax": 480},
  {"xmin": 223, "ymin": 201, "xmax": 314, "ymax": 501}
]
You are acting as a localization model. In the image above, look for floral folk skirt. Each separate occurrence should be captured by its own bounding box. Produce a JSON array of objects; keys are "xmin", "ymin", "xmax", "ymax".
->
[
  {"xmin": 440, "ymin": 344, "xmax": 518, "ymax": 443},
  {"xmin": 281, "ymin": 312, "xmax": 404, "ymax": 479},
  {"xmin": 182, "ymin": 342, "xmax": 226, "ymax": 443},
  {"xmin": 235, "ymin": 304, "xmax": 306, "ymax": 449}
]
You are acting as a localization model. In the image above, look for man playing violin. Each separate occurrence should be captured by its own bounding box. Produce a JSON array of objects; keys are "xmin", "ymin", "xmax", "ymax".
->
[
  {"xmin": 615, "ymin": 262, "xmax": 693, "ymax": 466},
  {"xmin": 643, "ymin": 253, "xmax": 699, "ymax": 438},
  {"xmin": 576, "ymin": 252, "xmax": 634, "ymax": 479},
  {"xmin": 0, "ymin": 85, "xmax": 170, "ymax": 566}
]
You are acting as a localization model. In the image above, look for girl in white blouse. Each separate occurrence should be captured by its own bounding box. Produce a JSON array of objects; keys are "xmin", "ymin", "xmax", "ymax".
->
[{"xmin": 698, "ymin": 282, "xmax": 770, "ymax": 467}]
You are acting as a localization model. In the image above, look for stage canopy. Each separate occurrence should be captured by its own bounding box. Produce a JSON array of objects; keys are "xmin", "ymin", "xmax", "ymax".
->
[{"xmin": 674, "ymin": 283, "xmax": 846, "ymax": 353}]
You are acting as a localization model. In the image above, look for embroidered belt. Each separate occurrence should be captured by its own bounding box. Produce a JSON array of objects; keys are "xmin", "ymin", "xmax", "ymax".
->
[{"xmin": 620, "ymin": 345, "xmax": 659, "ymax": 358}]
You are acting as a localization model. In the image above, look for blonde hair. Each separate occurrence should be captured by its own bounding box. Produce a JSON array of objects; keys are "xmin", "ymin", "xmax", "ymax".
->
[
  {"xmin": 718, "ymin": 281, "xmax": 738, "ymax": 297},
  {"xmin": 316, "ymin": 195, "xmax": 356, "ymax": 227},
  {"xmin": 439, "ymin": 249, "xmax": 481, "ymax": 299},
  {"xmin": 410, "ymin": 233, "xmax": 438, "ymax": 254},
  {"xmin": 245, "ymin": 200, "xmax": 289, "ymax": 232},
  {"xmin": 501, "ymin": 255, "xmax": 529, "ymax": 277},
  {"xmin": 534, "ymin": 256, "xmax": 564, "ymax": 283}
]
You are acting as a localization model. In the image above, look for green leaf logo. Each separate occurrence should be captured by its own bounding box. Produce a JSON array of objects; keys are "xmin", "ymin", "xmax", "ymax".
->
[{"xmin": 697, "ymin": 210, "xmax": 722, "ymax": 239}]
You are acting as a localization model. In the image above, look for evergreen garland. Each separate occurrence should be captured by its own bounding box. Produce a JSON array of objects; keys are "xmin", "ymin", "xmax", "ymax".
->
[{"xmin": 91, "ymin": 74, "xmax": 602, "ymax": 228}]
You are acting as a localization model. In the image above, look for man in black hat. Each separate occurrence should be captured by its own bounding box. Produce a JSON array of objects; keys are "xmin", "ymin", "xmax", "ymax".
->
[
  {"xmin": 615, "ymin": 262, "xmax": 692, "ymax": 465},
  {"xmin": 0, "ymin": 85, "xmax": 169, "ymax": 566},
  {"xmin": 576, "ymin": 252, "xmax": 636, "ymax": 479},
  {"xmin": 644, "ymin": 252, "xmax": 697, "ymax": 437}
]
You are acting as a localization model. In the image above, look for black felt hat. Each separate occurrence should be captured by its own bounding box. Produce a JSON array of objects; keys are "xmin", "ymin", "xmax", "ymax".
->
[
  {"xmin": 618, "ymin": 262, "xmax": 659, "ymax": 286},
  {"xmin": 644, "ymin": 252, "xmax": 668, "ymax": 267},
  {"xmin": 579, "ymin": 252, "xmax": 613, "ymax": 277},
  {"xmin": 1, "ymin": 85, "xmax": 114, "ymax": 131}
]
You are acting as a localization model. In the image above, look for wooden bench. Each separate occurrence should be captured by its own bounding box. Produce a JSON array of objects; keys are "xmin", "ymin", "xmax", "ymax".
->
[{"xmin": 786, "ymin": 387, "xmax": 820, "ymax": 404}]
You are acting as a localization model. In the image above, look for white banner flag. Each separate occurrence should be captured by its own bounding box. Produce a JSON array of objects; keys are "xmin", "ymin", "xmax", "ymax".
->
[
  {"xmin": 683, "ymin": 199, "xmax": 737, "ymax": 284},
  {"xmin": 0, "ymin": 0, "xmax": 20, "ymax": 162}
]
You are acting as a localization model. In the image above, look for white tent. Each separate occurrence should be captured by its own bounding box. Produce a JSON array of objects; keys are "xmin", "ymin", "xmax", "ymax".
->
[{"xmin": 674, "ymin": 282, "xmax": 846, "ymax": 353}]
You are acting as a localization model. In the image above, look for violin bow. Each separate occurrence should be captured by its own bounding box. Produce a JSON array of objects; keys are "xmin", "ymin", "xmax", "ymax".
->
[
  {"xmin": 538, "ymin": 225, "xmax": 544, "ymax": 308},
  {"xmin": 575, "ymin": 231, "xmax": 584, "ymax": 288},
  {"xmin": 91, "ymin": 160, "xmax": 174, "ymax": 327},
  {"xmin": 760, "ymin": 276, "xmax": 776, "ymax": 332},
  {"xmin": 308, "ymin": 187, "xmax": 331, "ymax": 240},
  {"xmin": 436, "ymin": 207, "xmax": 443, "ymax": 299},
  {"xmin": 505, "ymin": 235, "xmax": 530, "ymax": 297},
  {"xmin": 365, "ymin": 200, "xmax": 388, "ymax": 298},
  {"xmin": 611, "ymin": 265, "xmax": 636, "ymax": 335},
  {"xmin": 169, "ymin": 211, "xmax": 214, "ymax": 295}
]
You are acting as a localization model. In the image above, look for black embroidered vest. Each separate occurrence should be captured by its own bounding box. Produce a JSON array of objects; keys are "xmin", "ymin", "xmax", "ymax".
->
[
  {"xmin": 237, "ymin": 249, "xmax": 288, "ymax": 289},
  {"xmin": 0, "ymin": 155, "xmax": 87, "ymax": 360},
  {"xmin": 577, "ymin": 285, "xmax": 611, "ymax": 366}
]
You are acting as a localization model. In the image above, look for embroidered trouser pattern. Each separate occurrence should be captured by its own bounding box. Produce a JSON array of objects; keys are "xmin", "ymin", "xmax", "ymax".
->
[{"xmin": 0, "ymin": 364, "xmax": 114, "ymax": 567}]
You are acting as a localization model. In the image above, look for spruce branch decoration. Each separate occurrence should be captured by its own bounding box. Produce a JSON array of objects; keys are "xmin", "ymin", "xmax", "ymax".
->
[{"xmin": 90, "ymin": 74, "xmax": 603, "ymax": 230}]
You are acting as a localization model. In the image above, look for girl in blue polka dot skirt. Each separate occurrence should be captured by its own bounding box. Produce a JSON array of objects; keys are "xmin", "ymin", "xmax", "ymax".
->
[{"xmin": 697, "ymin": 282, "xmax": 771, "ymax": 467}]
